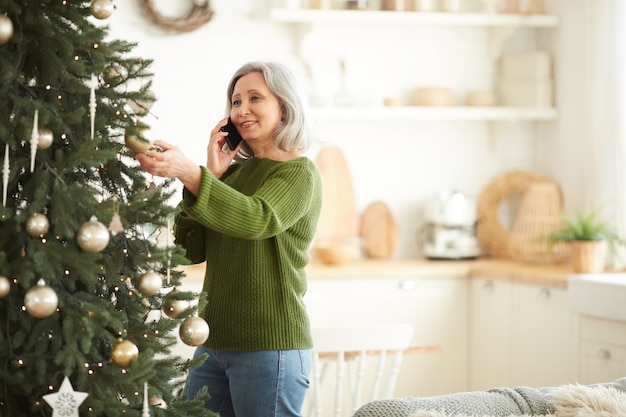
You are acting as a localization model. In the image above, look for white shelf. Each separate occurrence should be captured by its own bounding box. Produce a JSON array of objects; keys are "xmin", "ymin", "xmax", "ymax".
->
[
  {"xmin": 310, "ymin": 106, "xmax": 558, "ymax": 121},
  {"xmin": 269, "ymin": 9, "xmax": 559, "ymax": 27}
]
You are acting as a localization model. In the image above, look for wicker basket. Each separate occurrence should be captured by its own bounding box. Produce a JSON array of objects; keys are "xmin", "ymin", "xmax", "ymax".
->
[
  {"xmin": 508, "ymin": 181, "xmax": 569, "ymax": 264},
  {"xmin": 477, "ymin": 169, "xmax": 551, "ymax": 258}
]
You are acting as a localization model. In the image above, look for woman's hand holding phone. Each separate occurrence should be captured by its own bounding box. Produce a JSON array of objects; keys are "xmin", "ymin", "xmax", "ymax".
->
[{"xmin": 207, "ymin": 118, "xmax": 242, "ymax": 178}]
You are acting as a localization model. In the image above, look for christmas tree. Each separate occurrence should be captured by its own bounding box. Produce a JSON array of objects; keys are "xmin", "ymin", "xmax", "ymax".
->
[{"xmin": 0, "ymin": 1, "xmax": 214, "ymax": 416}]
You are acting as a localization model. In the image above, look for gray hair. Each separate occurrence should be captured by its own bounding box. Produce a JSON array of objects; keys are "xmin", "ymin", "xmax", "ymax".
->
[{"xmin": 225, "ymin": 61, "xmax": 318, "ymax": 158}]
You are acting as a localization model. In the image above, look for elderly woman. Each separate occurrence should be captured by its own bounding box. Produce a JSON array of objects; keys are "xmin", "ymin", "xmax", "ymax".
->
[{"xmin": 137, "ymin": 61, "xmax": 321, "ymax": 417}]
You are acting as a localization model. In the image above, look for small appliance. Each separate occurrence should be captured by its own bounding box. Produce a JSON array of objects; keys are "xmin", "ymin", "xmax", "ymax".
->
[{"xmin": 421, "ymin": 190, "xmax": 481, "ymax": 259}]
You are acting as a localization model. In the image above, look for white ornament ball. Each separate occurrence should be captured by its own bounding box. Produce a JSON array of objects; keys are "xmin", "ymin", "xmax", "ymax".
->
[
  {"xmin": 24, "ymin": 279, "xmax": 58, "ymax": 318},
  {"xmin": 162, "ymin": 288, "xmax": 191, "ymax": 318},
  {"xmin": 110, "ymin": 338, "xmax": 139, "ymax": 367},
  {"xmin": 37, "ymin": 127, "xmax": 54, "ymax": 149},
  {"xmin": 25, "ymin": 213, "xmax": 50, "ymax": 237},
  {"xmin": 179, "ymin": 316, "xmax": 210, "ymax": 347},
  {"xmin": 138, "ymin": 270, "xmax": 162, "ymax": 296},
  {"xmin": 0, "ymin": 14, "xmax": 14, "ymax": 45},
  {"xmin": 0, "ymin": 275, "xmax": 11, "ymax": 298},
  {"xmin": 90, "ymin": 0, "xmax": 114, "ymax": 20},
  {"xmin": 77, "ymin": 216, "xmax": 110, "ymax": 252}
]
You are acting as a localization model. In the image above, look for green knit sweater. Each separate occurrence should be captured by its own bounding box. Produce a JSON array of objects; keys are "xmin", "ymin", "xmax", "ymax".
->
[{"xmin": 174, "ymin": 156, "xmax": 322, "ymax": 351}]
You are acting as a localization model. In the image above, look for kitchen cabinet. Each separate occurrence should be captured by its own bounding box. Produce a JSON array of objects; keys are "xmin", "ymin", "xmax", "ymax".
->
[
  {"xmin": 470, "ymin": 277, "xmax": 571, "ymax": 390},
  {"xmin": 569, "ymin": 273, "xmax": 626, "ymax": 384},
  {"xmin": 305, "ymin": 276, "xmax": 469, "ymax": 396},
  {"xmin": 574, "ymin": 316, "xmax": 626, "ymax": 384},
  {"xmin": 269, "ymin": 8, "xmax": 559, "ymax": 122}
]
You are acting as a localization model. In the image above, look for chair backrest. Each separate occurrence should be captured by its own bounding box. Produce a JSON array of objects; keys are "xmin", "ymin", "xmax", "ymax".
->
[{"xmin": 307, "ymin": 323, "xmax": 414, "ymax": 417}]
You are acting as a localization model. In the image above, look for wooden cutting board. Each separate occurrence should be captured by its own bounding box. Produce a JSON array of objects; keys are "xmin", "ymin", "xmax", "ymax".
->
[
  {"xmin": 360, "ymin": 201, "xmax": 399, "ymax": 259},
  {"xmin": 315, "ymin": 146, "xmax": 359, "ymax": 242}
]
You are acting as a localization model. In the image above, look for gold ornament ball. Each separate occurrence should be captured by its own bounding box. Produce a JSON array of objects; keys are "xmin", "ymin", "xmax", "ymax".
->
[
  {"xmin": 124, "ymin": 131, "xmax": 154, "ymax": 153},
  {"xmin": 103, "ymin": 65, "xmax": 122, "ymax": 85},
  {"xmin": 0, "ymin": 14, "xmax": 14, "ymax": 45},
  {"xmin": 25, "ymin": 213, "xmax": 50, "ymax": 237},
  {"xmin": 24, "ymin": 280, "xmax": 58, "ymax": 318},
  {"xmin": 77, "ymin": 217, "xmax": 110, "ymax": 252},
  {"xmin": 138, "ymin": 270, "xmax": 163, "ymax": 296},
  {"xmin": 110, "ymin": 338, "xmax": 139, "ymax": 367},
  {"xmin": 90, "ymin": 0, "xmax": 114, "ymax": 20},
  {"xmin": 179, "ymin": 316, "xmax": 210, "ymax": 347},
  {"xmin": 162, "ymin": 289, "xmax": 191, "ymax": 318},
  {"xmin": 0, "ymin": 275, "xmax": 11, "ymax": 298},
  {"xmin": 37, "ymin": 127, "xmax": 54, "ymax": 150}
]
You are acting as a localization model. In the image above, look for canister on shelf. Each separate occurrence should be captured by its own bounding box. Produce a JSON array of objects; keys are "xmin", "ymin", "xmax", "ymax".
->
[
  {"xmin": 309, "ymin": 0, "xmax": 332, "ymax": 8},
  {"xmin": 413, "ymin": 0, "xmax": 438, "ymax": 12},
  {"xmin": 411, "ymin": 87, "xmax": 455, "ymax": 106},
  {"xmin": 346, "ymin": 0, "xmax": 368, "ymax": 9},
  {"xmin": 441, "ymin": 0, "xmax": 462, "ymax": 12},
  {"xmin": 381, "ymin": 0, "xmax": 410, "ymax": 11},
  {"xmin": 466, "ymin": 90, "xmax": 496, "ymax": 106}
]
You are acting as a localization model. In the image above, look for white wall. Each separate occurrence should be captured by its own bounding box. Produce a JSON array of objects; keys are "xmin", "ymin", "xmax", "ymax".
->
[{"xmin": 106, "ymin": 0, "xmax": 579, "ymax": 258}]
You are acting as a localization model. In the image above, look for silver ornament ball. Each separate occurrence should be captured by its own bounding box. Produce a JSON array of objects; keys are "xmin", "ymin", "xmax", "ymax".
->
[
  {"xmin": 0, "ymin": 275, "xmax": 11, "ymax": 298},
  {"xmin": 0, "ymin": 14, "xmax": 14, "ymax": 45},
  {"xmin": 138, "ymin": 270, "xmax": 163, "ymax": 296},
  {"xmin": 77, "ymin": 216, "xmax": 110, "ymax": 252},
  {"xmin": 24, "ymin": 279, "xmax": 58, "ymax": 318},
  {"xmin": 90, "ymin": 0, "xmax": 114, "ymax": 20},
  {"xmin": 179, "ymin": 316, "xmax": 210, "ymax": 347},
  {"xmin": 37, "ymin": 127, "xmax": 54, "ymax": 149},
  {"xmin": 25, "ymin": 213, "xmax": 50, "ymax": 237}
]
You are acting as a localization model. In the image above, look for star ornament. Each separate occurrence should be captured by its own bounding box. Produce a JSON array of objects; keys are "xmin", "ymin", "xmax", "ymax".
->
[{"xmin": 43, "ymin": 376, "xmax": 89, "ymax": 417}]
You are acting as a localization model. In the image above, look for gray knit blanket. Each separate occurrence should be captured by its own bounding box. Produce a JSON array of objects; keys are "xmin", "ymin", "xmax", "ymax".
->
[{"xmin": 352, "ymin": 386, "xmax": 557, "ymax": 417}]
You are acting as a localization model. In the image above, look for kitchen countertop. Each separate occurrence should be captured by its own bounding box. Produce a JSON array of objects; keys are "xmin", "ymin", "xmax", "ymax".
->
[{"xmin": 179, "ymin": 257, "xmax": 576, "ymax": 288}]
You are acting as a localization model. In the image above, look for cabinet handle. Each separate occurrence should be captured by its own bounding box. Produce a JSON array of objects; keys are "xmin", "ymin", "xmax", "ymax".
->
[
  {"xmin": 539, "ymin": 287, "xmax": 551, "ymax": 299},
  {"xmin": 482, "ymin": 279, "xmax": 494, "ymax": 290},
  {"xmin": 597, "ymin": 349, "xmax": 612, "ymax": 360}
]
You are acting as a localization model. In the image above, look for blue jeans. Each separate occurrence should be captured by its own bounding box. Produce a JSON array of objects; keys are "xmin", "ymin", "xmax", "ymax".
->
[{"xmin": 184, "ymin": 347, "xmax": 312, "ymax": 417}]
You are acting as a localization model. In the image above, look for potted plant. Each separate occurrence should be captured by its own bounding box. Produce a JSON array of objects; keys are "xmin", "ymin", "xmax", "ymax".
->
[{"xmin": 545, "ymin": 210, "xmax": 624, "ymax": 273}]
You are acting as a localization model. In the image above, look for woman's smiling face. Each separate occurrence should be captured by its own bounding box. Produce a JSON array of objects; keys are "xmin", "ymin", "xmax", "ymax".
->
[{"xmin": 230, "ymin": 71, "xmax": 283, "ymax": 149}]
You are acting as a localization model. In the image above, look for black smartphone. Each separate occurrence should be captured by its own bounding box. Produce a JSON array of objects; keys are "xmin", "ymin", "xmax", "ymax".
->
[{"xmin": 220, "ymin": 118, "xmax": 243, "ymax": 150}]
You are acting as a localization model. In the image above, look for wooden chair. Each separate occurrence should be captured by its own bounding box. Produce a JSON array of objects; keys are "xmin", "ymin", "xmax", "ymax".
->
[{"xmin": 307, "ymin": 323, "xmax": 414, "ymax": 417}]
